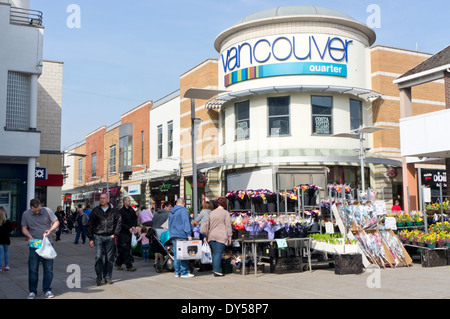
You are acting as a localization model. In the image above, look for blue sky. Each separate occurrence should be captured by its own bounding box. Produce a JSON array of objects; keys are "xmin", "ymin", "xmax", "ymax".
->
[{"xmin": 31, "ymin": 0, "xmax": 450, "ymax": 149}]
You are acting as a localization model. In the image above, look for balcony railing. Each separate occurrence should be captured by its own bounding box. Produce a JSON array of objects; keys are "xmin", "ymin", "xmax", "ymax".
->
[{"xmin": 10, "ymin": 6, "xmax": 43, "ymax": 26}]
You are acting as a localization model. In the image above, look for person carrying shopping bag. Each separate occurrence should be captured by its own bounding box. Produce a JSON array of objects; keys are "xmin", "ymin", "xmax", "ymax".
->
[{"xmin": 201, "ymin": 197, "xmax": 232, "ymax": 277}]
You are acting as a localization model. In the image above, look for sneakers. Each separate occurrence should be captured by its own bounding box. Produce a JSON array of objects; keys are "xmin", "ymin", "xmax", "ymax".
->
[
  {"xmin": 114, "ymin": 263, "xmax": 123, "ymax": 271},
  {"xmin": 27, "ymin": 292, "xmax": 36, "ymax": 299},
  {"xmin": 96, "ymin": 278, "xmax": 103, "ymax": 286},
  {"xmin": 126, "ymin": 266, "xmax": 137, "ymax": 272},
  {"xmin": 104, "ymin": 278, "xmax": 113, "ymax": 285},
  {"xmin": 4, "ymin": 265, "xmax": 10, "ymax": 271},
  {"xmin": 44, "ymin": 291, "xmax": 55, "ymax": 299},
  {"xmin": 180, "ymin": 273, "xmax": 194, "ymax": 278}
]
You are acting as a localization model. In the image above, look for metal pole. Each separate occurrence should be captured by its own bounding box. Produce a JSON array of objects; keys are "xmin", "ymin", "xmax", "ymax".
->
[
  {"xmin": 191, "ymin": 98, "xmax": 198, "ymax": 219},
  {"xmin": 440, "ymin": 183, "xmax": 444, "ymax": 232},
  {"xmin": 359, "ymin": 131, "xmax": 365, "ymax": 193},
  {"xmin": 422, "ymin": 185, "xmax": 428, "ymax": 233}
]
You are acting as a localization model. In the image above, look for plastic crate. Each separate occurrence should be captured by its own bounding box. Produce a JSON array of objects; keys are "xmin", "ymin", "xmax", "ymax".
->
[
  {"xmin": 334, "ymin": 253, "xmax": 363, "ymax": 275},
  {"xmin": 270, "ymin": 257, "xmax": 303, "ymax": 274}
]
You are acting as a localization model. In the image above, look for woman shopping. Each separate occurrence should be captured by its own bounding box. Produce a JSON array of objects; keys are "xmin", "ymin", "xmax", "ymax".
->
[{"xmin": 201, "ymin": 197, "xmax": 232, "ymax": 277}]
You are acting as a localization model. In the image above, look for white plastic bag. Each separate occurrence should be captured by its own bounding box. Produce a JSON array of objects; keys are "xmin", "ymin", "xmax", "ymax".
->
[
  {"xmin": 201, "ymin": 241, "xmax": 212, "ymax": 264},
  {"xmin": 131, "ymin": 233, "xmax": 138, "ymax": 248},
  {"xmin": 35, "ymin": 236, "xmax": 57, "ymax": 259}
]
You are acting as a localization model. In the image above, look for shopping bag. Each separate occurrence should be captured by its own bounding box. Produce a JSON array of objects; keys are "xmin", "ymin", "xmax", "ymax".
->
[
  {"xmin": 131, "ymin": 233, "xmax": 138, "ymax": 248},
  {"xmin": 201, "ymin": 241, "xmax": 212, "ymax": 264},
  {"xmin": 35, "ymin": 236, "xmax": 57, "ymax": 259}
]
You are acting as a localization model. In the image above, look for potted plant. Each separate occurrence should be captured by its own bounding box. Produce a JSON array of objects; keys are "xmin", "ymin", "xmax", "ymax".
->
[
  {"xmin": 423, "ymin": 233, "xmax": 437, "ymax": 249},
  {"xmin": 414, "ymin": 214, "xmax": 424, "ymax": 226},
  {"xmin": 396, "ymin": 214, "xmax": 406, "ymax": 227},
  {"xmin": 405, "ymin": 214, "xmax": 414, "ymax": 227}
]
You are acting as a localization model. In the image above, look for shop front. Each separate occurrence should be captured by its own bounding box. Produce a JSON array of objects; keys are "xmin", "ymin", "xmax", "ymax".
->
[{"xmin": 150, "ymin": 178, "xmax": 180, "ymax": 210}]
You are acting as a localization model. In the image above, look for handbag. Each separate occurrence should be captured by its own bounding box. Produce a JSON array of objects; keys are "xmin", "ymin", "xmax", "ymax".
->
[
  {"xmin": 35, "ymin": 236, "xmax": 57, "ymax": 259},
  {"xmin": 201, "ymin": 241, "xmax": 212, "ymax": 264}
]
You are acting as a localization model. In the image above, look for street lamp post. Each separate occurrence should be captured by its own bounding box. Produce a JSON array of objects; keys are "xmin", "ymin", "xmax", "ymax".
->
[
  {"xmin": 332, "ymin": 126, "xmax": 389, "ymax": 195},
  {"xmin": 183, "ymin": 88, "xmax": 227, "ymax": 219}
]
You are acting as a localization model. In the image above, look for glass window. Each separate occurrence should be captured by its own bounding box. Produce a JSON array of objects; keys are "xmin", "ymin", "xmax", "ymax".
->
[
  {"xmin": 78, "ymin": 158, "xmax": 83, "ymax": 183},
  {"xmin": 167, "ymin": 121, "xmax": 173, "ymax": 157},
  {"xmin": 109, "ymin": 145, "xmax": 116, "ymax": 173},
  {"xmin": 268, "ymin": 96, "xmax": 290, "ymax": 136},
  {"xmin": 312, "ymin": 96, "xmax": 333, "ymax": 135},
  {"xmin": 91, "ymin": 153, "xmax": 97, "ymax": 177},
  {"xmin": 6, "ymin": 71, "xmax": 30, "ymax": 130},
  {"xmin": 119, "ymin": 135, "xmax": 133, "ymax": 167},
  {"xmin": 350, "ymin": 99, "xmax": 363, "ymax": 130},
  {"xmin": 157, "ymin": 125, "xmax": 163, "ymax": 159},
  {"xmin": 235, "ymin": 100, "xmax": 250, "ymax": 140}
]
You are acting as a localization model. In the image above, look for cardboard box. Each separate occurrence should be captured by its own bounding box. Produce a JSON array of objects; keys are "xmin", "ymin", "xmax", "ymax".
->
[{"xmin": 175, "ymin": 240, "xmax": 202, "ymax": 260}]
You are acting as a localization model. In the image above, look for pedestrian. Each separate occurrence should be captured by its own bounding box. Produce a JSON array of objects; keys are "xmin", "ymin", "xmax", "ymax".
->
[
  {"xmin": 74, "ymin": 206, "xmax": 88, "ymax": 244},
  {"xmin": 151, "ymin": 201, "xmax": 172, "ymax": 271},
  {"xmin": 67, "ymin": 208, "xmax": 74, "ymax": 233},
  {"xmin": 169, "ymin": 197, "xmax": 194, "ymax": 278},
  {"xmin": 114, "ymin": 197, "xmax": 137, "ymax": 271},
  {"xmin": 21, "ymin": 198, "xmax": 60, "ymax": 299},
  {"xmin": 55, "ymin": 206, "xmax": 65, "ymax": 241},
  {"xmin": 87, "ymin": 193, "xmax": 122, "ymax": 286},
  {"xmin": 137, "ymin": 226, "xmax": 150, "ymax": 262},
  {"xmin": 137, "ymin": 206, "xmax": 153, "ymax": 227},
  {"xmin": 392, "ymin": 200, "xmax": 402, "ymax": 212},
  {"xmin": 0, "ymin": 207, "xmax": 12, "ymax": 272},
  {"xmin": 84, "ymin": 203, "xmax": 92, "ymax": 218},
  {"xmin": 201, "ymin": 196, "xmax": 232, "ymax": 277},
  {"xmin": 193, "ymin": 201, "xmax": 213, "ymax": 239}
]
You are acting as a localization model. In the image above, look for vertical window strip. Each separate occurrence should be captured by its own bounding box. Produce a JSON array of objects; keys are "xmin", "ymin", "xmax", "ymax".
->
[{"xmin": 6, "ymin": 71, "xmax": 30, "ymax": 130}]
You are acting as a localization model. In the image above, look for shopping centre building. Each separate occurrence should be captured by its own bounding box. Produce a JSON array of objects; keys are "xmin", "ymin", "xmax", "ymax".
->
[{"xmin": 62, "ymin": 5, "xmax": 447, "ymax": 213}]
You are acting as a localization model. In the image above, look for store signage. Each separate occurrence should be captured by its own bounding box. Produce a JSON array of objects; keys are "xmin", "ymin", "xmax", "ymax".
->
[
  {"xmin": 35, "ymin": 167, "xmax": 48, "ymax": 180},
  {"xmin": 422, "ymin": 170, "xmax": 447, "ymax": 189},
  {"xmin": 151, "ymin": 180, "xmax": 180, "ymax": 197},
  {"xmin": 128, "ymin": 184, "xmax": 141, "ymax": 195},
  {"xmin": 221, "ymin": 35, "xmax": 352, "ymax": 86}
]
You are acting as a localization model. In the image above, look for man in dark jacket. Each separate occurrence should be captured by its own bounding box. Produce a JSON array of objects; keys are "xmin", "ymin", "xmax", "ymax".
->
[
  {"xmin": 87, "ymin": 193, "xmax": 122, "ymax": 286},
  {"xmin": 114, "ymin": 196, "xmax": 137, "ymax": 271}
]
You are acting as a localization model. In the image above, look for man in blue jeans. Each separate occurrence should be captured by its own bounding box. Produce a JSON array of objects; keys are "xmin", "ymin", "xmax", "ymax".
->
[
  {"xmin": 168, "ymin": 197, "xmax": 194, "ymax": 278},
  {"xmin": 87, "ymin": 193, "xmax": 122, "ymax": 286},
  {"xmin": 21, "ymin": 199, "xmax": 60, "ymax": 299}
]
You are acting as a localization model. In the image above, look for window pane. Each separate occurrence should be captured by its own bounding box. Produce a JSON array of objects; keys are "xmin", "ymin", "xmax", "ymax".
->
[
  {"xmin": 350, "ymin": 99, "xmax": 362, "ymax": 130},
  {"xmin": 6, "ymin": 71, "xmax": 30, "ymax": 130},
  {"xmin": 269, "ymin": 117, "xmax": 290, "ymax": 135},
  {"xmin": 235, "ymin": 101, "xmax": 249, "ymax": 121},
  {"xmin": 312, "ymin": 116, "xmax": 332, "ymax": 135},
  {"xmin": 312, "ymin": 96, "xmax": 332, "ymax": 115},
  {"xmin": 235, "ymin": 101, "xmax": 249, "ymax": 139},
  {"xmin": 268, "ymin": 96, "xmax": 290, "ymax": 136}
]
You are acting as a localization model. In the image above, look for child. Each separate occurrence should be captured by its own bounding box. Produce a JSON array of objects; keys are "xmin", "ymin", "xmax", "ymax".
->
[
  {"xmin": 0, "ymin": 207, "xmax": 12, "ymax": 272},
  {"xmin": 137, "ymin": 226, "xmax": 150, "ymax": 262}
]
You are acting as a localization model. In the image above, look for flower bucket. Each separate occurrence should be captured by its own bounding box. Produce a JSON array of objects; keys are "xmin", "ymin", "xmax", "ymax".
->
[
  {"xmin": 426, "ymin": 243, "xmax": 436, "ymax": 249},
  {"xmin": 406, "ymin": 222, "xmax": 414, "ymax": 227},
  {"xmin": 415, "ymin": 222, "xmax": 424, "ymax": 226},
  {"xmin": 397, "ymin": 222, "xmax": 405, "ymax": 227}
]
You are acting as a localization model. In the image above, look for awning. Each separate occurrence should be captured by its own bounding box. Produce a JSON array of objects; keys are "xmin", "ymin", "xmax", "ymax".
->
[{"xmin": 206, "ymin": 85, "xmax": 383, "ymax": 109}]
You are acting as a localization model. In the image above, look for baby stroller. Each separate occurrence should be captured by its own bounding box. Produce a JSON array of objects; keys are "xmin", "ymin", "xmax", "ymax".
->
[{"xmin": 147, "ymin": 228, "xmax": 174, "ymax": 273}]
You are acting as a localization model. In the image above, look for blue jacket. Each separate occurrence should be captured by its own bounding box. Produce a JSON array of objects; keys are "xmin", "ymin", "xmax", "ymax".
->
[{"xmin": 168, "ymin": 205, "xmax": 191, "ymax": 240}]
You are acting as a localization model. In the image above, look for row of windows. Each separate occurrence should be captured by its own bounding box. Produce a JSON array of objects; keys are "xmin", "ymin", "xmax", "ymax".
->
[{"xmin": 230, "ymin": 96, "xmax": 363, "ymax": 140}]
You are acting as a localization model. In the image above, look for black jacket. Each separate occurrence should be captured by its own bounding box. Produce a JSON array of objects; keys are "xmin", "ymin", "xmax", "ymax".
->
[
  {"xmin": 0, "ymin": 220, "xmax": 12, "ymax": 245},
  {"xmin": 87, "ymin": 203, "xmax": 122, "ymax": 240},
  {"xmin": 118, "ymin": 205, "xmax": 137, "ymax": 235}
]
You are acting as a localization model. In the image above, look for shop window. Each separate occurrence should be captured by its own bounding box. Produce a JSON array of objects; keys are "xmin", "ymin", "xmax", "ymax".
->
[
  {"xmin": 235, "ymin": 100, "xmax": 250, "ymax": 140},
  {"xmin": 167, "ymin": 121, "xmax": 173, "ymax": 157},
  {"xmin": 350, "ymin": 99, "xmax": 363, "ymax": 130},
  {"xmin": 6, "ymin": 71, "xmax": 30, "ymax": 131},
  {"xmin": 268, "ymin": 96, "xmax": 290, "ymax": 136},
  {"xmin": 157, "ymin": 125, "xmax": 163, "ymax": 159},
  {"xmin": 312, "ymin": 96, "xmax": 333, "ymax": 135}
]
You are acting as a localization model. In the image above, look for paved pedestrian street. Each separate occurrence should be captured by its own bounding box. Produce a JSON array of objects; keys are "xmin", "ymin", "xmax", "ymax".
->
[{"xmin": 1, "ymin": 231, "xmax": 450, "ymax": 301}]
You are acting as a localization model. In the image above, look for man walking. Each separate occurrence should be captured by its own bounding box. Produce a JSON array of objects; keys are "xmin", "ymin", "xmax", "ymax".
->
[
  {"xmin": 115, "ymin": 196, "xmax": 137, "ymax": 271},
  {"xmin": 54, "ymin": 205, "xmax": 65, "ymax": 241},
  {"xmin": 21, "ymin": 199, "xmax": 60, "ymax": 299},
  {"xmin": 169, "ymin": 197, "xmax": 194, "ymax": 278},
  {"xmin": 87, "ymin": 193, "xmax": 122, "ymax": 286}
]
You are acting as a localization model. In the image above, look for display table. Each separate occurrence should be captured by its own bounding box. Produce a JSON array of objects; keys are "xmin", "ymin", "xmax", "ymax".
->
[{"xmin": 239, "ymin": 237, "xmax": 312, "ymax": 276}]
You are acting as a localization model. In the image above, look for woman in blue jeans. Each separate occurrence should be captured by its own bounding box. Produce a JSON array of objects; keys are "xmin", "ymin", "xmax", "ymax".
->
[{"xmin": 201, "ymin": 197, "xmax": 232, "ymax": 277}]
